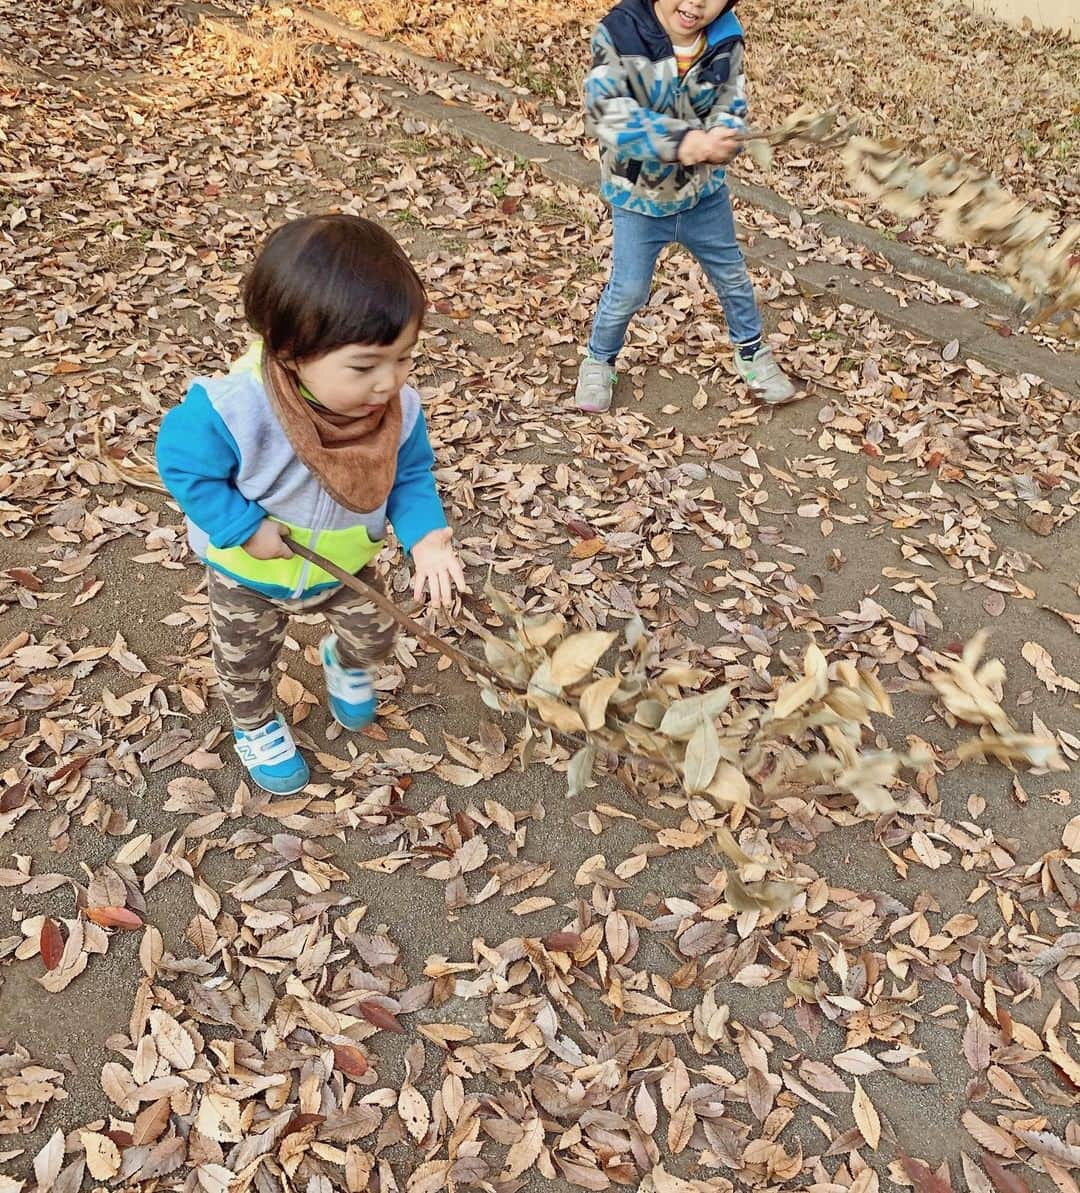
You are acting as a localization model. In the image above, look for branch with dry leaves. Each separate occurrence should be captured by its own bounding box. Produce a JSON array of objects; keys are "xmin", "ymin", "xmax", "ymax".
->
[
  {"xmin": 281, "ymin": 541, "xmax": 1066, "ymax": 836},
  {"xmin": 842, "ymin": 137, "xmax": 1080, "ymax": 332},
  {"xmin": 741, "ymin": 105, "xmax": 1080, "ymax": 334},
  {"xmin": 470, "ymin": 591, "xmax": 1065, "ymax": 799},
  {"xmin": 429, "ymin": 581, "xmax": 1065, "ymax": 913},
  {"xmin": 736, "ymin": 105, "xmax": 854, "ymax": 151}
]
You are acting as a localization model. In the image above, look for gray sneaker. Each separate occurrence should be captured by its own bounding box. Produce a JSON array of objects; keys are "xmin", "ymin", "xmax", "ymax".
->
[
  {"xmin": 733, "ymin": 346, "xmax": 798, "ymax": 405},
  {"xmin": 574, "ymin": 356, "xmax": 617, "ymax": 413}
]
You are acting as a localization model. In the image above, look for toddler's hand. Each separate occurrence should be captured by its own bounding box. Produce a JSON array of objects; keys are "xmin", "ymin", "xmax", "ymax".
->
[
  {"xmin": 701, "ymin": 127, "xmax": 741, "ymax": 164},
  {"xmin": 677, "ymin": 129, "xmax": 713, "ymax": 166},
  {"xmin": 411, "ymin": 528, "xmax": 468, "ymax": 609},
  {"xmin": 678, "ymin": 127, "xmax": 741, "ymax": 166},
  {"xmin": 243, "ymin": 520, "xmax": 294, "ymax": 560}
]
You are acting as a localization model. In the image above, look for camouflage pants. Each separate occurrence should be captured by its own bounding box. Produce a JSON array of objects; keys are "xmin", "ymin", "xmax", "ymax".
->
[{"xmin": 207, "ymin": 568, "xmax": 397, "ymax": 730}]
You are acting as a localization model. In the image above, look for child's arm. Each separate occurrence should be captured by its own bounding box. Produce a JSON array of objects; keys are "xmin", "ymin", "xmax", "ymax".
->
[
  {"xmin": 155, "ymin": 384, "xmax": 268, "ymax": 550},
  {"xmin": 703, "ymin": 42, "xmax": 748, "ymax": 137},
  {"xmin": 585, "ymin": 24, "xmax": 700, "ymax": 165},
  {"xmin": 386, "ymin": 411, "xmax": 448, "ymax": 551},
  {"xmin": 387, "ymin": 410, "xmax": 466, "ymax": 607}
]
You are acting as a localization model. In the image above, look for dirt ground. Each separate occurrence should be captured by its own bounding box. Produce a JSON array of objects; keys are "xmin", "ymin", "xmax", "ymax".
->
[{"xmin": 1, "ymin": 3, "xmax": 1079, "ymax": 1191}]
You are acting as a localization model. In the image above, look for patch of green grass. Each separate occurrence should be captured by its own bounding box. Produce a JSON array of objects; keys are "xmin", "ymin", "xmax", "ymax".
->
[
  {"xmin": 393, "ymin": 209, "xmax": 421, "ymax": 227},
  {"xmin": 521, "ymin": 67, "xmax": 566, "ymax": 100},
  {"xmin": 535, "ymin": 198, "xmax": 579, "ymax": 225},
  {"xmin": 393, "ymin": 136, "xmax": 432, "ymax": 156},
  {"xmin": 493, "ymin": 46, "xmax": 578, "ymax": 102},
  {"xmin": 462, "ymin": 151, "xmax": 514, "ymax": 198},
  {"xmin": 572, "ymin": 258, "xmax": 598, "ymax": 282},
  {"xmin": 346, "ymin": 159, "xmax": 380, "ymax": 185},
  {"xmin": 1017, "ymin": 128, "xmax": 1041, "ymax": 160}
]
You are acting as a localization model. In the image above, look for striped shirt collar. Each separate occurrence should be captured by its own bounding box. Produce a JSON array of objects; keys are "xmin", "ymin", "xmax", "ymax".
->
[{"xmin": 672, "ymin": 31, "xmax": 705, "ymax": 75}]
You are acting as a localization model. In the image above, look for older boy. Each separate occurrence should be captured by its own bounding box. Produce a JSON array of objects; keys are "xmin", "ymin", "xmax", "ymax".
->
[{"xmin": 576, "ymin": 0, "xmax": 797, "ymax": 412}]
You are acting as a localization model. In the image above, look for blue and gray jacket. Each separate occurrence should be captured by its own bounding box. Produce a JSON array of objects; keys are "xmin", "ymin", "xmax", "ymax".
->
[
  {"xmin": 155, "ymin": 343, "xmax": 448, "ymax": 600},
  {"xmin": 585, "ymin": 0, "xmax": 748, "ymax": 217}
]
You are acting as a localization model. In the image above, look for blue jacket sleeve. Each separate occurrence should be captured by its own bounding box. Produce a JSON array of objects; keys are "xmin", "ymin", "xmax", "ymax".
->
[
  {"xmin": 703, "ymin": 45, "xmax": 748, "ymax": 135},
  {"xmin": 387, "ymin": 410, "xmax": 448, "ymax": 554},
  {"xmin": 155, "ymin": 384, "xmax": 267, "ymax": 550}
]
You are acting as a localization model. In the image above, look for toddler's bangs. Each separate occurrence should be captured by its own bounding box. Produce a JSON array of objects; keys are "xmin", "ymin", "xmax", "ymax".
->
[
  {"xmin": 301, "ymin": 229, "xmax": 426, "ymax": 350},
  {"xmin": 244, "ymin": 214, "xmax": 427, "ymax": 362}
]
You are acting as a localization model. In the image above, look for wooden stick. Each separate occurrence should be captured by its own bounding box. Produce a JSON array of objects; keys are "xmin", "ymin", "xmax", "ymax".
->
[{"xmin": 287, "ymin": 540, "xmax": 513, "ymax": 691}]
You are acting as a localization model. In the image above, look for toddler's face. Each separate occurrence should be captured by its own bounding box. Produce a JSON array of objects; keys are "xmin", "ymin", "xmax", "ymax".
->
[
  {"xmin": 294, "ymin": 321, "xmax": 419, "ymax": 418},
  {"xmin": 654, "ymin": 0, "xmax": 727, "ymax": 40}
]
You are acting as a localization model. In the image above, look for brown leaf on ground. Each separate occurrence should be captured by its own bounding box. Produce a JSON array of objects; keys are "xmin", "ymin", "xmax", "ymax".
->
[
  {"xmin": 358, "ymin": 1002, "xmax": 405, "ymax": 1034},
  {"xmin": 980, "ymin": 1154, "xmax": 1033, "ymax": 1193},
  {"xmin": 39, "ymin": 919, "xmax": 65, "ymax": 971},
  {"xmin": 85, "ymin": 907, "xmax": 144, "ymax": 930},
  {"xmin": 901, "ymin": 1156, "xmax": 955, "ymax": 1193}
]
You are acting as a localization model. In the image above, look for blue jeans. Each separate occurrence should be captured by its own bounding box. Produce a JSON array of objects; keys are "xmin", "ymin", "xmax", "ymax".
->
[{"xmin": 587, "ymin": 184, "xmax": 762, "ymax": 364}]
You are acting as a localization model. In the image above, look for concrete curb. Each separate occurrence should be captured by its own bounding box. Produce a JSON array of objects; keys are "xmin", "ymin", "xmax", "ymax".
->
[
  {"xmin": 288, "ymin": 2, "xmax": 1025, "ymax": 318},
  {"xmin": 189, "ymin": 2, "xmax": 1077, "ymax": 393}
]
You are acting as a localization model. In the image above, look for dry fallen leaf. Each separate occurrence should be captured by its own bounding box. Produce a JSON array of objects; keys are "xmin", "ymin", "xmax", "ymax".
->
[
  {"xmin": 85, "ymin": 906, "xmax": 144, "ymax": 931},
  {"xmin": 81, "ymin": 1130, "xmax": 121, "ymax": 1181},
  {"xmin": 962, "ymin": 1111, "xmax": 1018, "ymax": 1158},
  {"xmin": 331, "ymin": 1043, "xmax": 370, "ymax": 1079},
  {"xmin": 852, "ymin": 1077, "xmax": 882, "ymax": 1150},
  {"xmin": 39, "ymin": 919, "xmax": 64, "ymax": 971},
  {"xmin": 398, "ymin": 1083, "xmax": 430, "ymax": 1143}
]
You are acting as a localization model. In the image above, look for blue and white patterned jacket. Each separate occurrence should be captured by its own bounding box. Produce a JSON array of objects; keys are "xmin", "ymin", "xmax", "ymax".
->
[{"xmin": 584, "ymin": 0, "xmax": 747, "ymax": 217}]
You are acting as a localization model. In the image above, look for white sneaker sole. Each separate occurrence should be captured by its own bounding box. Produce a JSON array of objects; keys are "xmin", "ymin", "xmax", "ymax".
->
[
  {"xmin": 758, "ymin": 388, "xmax": 802, "ymax": 406},
  {"xmin": 247, "ymin": 773, "xmax": 310, "ymax": 796},
  {"xmin": 738, "ymin": 376, "xmax": 801, "ymax": 406}
]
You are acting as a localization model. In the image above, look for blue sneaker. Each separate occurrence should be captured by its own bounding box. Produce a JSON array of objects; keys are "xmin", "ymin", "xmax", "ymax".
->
[
  {"xmin": 234, "ymin": 717, "xmax": 309, "ymax": 795},
  {"xmin": 320, "ymin": 635, "xmax": 377, "ymax": 731}
]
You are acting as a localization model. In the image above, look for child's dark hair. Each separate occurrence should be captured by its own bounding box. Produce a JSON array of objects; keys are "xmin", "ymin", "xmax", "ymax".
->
[{"xmin": 243, "ymin": 214, "xmax": 427, "ymax": 361}]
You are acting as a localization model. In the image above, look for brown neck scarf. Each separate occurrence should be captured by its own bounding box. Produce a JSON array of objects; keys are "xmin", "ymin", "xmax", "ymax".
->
[{"xmin": 262, "ymin": 351, "xmax": 402, "ymax": 514}]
